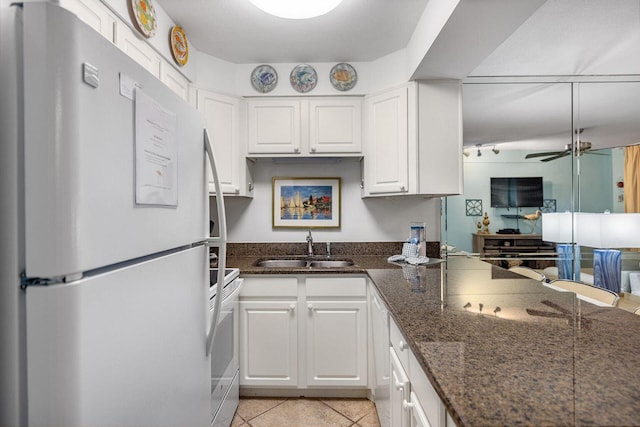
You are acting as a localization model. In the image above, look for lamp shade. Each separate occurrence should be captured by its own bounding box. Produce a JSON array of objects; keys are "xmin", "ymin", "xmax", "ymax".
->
[
  {"xmin": 542, "ymin": 212, "xmax": 574, "ymax": 243},
  {"xmin": 576, "ymin": 213, "xmax": 640, "ymax": 248}
]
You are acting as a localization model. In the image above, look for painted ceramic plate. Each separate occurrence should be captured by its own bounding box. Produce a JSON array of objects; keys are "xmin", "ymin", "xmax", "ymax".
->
[
  {"xmin": 330, "ymin": 63, "xmax": 357, "ymax": 91},
  {"xmin": 170, "ymin": 26, "xmax": 189, "ymax": 66},
  {"xmin": 251, "ymin": 65, "xmax": 278, "ymax": 93},
  {"xmin": 290, "ymin": 64, "xmax": 317, "ymax": 93},
  {"xmin": 130, "ymin": 0, "xmax": 157, "ymax": 38}
]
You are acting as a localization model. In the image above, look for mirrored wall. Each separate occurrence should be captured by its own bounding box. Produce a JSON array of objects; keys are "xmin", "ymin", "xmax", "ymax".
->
[{"xmin": 443, "ymin": 79, "xmax": 640, "ymax": 290}]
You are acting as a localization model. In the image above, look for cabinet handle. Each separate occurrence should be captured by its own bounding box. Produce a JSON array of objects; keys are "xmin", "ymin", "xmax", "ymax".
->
[
  {"xmin": 311, "ymin": 147, "xmax": 316, "ymax": 152},
  {"xmin": 400, "ymin": 186, "xmax": 406, "ymax": 191},
  {"xmin": 402, "ymin": 399, "xmax": 414, "ymax": 410},
  {"xmin": 399, "ymin": 340, "xmax": 407, "ymax": 351},
  {"xmin": 394, "ymin": 379, "xmax": 405, "ymax": 391},
  {"xmin": 294, "ymin": 147, "xmax": 300, "ymax": 153},
  {"xmin": 234, "ymin": 187, "xmax": 239, "ymax": 194},
  {"xmin": 248, "ymin": 182, "xmax": 254, "ymax": 192},
  {"xmin": 289, "ymin": 304, "xmax": 296, "ymax": 312},
  {"xmin": 307, "ymin": 303, "xmax": 313, "ymax": 312}
]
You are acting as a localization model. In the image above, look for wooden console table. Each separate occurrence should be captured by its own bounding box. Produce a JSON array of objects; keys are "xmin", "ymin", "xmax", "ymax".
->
[{"xmin": 472, "ymin": 233, "xmax": 555, "ymax": 269}]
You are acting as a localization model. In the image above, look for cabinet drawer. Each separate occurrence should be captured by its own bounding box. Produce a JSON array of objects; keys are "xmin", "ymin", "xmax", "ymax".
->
[
  {"xmin": 306, "ymin": 277, "xmax": 367, "ymax": 298},
  {"xmin": 241, "ymin": 277, "xmax": 297, "ymax": 298},
  {"xmin": 390, "ymin": 317, "xmax": 410, "ymax": 370}
]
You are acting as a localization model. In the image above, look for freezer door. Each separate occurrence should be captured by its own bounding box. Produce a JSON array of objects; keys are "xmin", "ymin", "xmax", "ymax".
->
[
  {"xmin": 26, "ymin": 246, "xmax": 210, "ymax": 427},
  {"xmin": 22, "ymin": 3, "xmax": 208, "ymax": 278}
]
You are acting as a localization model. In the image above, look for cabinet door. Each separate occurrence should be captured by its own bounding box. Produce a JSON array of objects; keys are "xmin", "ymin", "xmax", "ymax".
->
[
  {"xmin": 247, "ymin": 100, "xmax": 301, "ymax": 154},
  {"xmin": 114, "ymin": 21, "xmax": 161, "ymax": 78},
  {"xmin": 408, "ymin": 392, "xmax": 433, "ymax": 427},
  {"xmin": 160, "ymin": 62, "xmax": 189, "ymax": 101},
  {"xmin": 309, "ymin": 99, "xmax": 362, "ymax": 154},
  {"xmin": 59, "ymin": 0, "xmax": 116, "ymax": 42},
  {"xmin": 365, "ymin": 87, "xmax": 409, "ymax": 195},
  {"xmin": 239, "ymin": 301, "xmax": 298, "ymax": 386},
  {"xmin": 390, "ymin": 348, "xmax": 411, "ymax": 427},
  {"xmin": 197, "ymin": 90, "xmax": 249, "ymax": 195},
  {"xmin": 306, "ymin": 300, "xmax": 367, "ymax": 386},
  {"xmin": 371, "ymin": 288, "xmax": 391, "ymax": 427}
]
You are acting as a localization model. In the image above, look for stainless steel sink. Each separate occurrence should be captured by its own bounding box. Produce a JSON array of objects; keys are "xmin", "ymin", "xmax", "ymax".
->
[
  {"xmin": 308, "ymin": 260, "xmax": 354, "ymax": 268},
  {"xmin": 255, "ymin": 258, "xmax": 354, "ymax": 268},
  {"xmin": 256, "ymin": 259, "xmax": 308, "ymax": 268}
]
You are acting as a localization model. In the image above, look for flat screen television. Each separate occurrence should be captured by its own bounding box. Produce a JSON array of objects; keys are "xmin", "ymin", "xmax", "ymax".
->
[{"xmin": 490, "ymin": 177, "xmax": 543, "ymax": 208}]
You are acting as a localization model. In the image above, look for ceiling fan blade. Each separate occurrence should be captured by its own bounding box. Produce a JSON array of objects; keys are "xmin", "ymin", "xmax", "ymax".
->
[
  {"xmin": 540, "ymin": 152, "xmax": 570, "ymax": 162},
  {"xmin": 525, "ymin": 151, "xmax": 565, "ymax": 159},
  {"xmin": 584, "ymin": 151, "xmax": 606, "ymax": 156}
]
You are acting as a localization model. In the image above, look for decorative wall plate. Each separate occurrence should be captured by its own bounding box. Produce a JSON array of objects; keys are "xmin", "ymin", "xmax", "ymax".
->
[
  {"xmin": 170, "ymin": 26, "xmax": 189, "ymax": 66},
  {"xmin": 290, "ymin": 64, "xmax": 317, "ymax": 93},
  {"xmin": 251, "ymin": 65, "xmax": 278, "ymax": 93},
  {"xmin": 330, "ymin": 63, "xmax": 357, "ymax": 91},
  {"xmin": 130, "ymin": 0, "xmax": 157, "ymax": 38}
]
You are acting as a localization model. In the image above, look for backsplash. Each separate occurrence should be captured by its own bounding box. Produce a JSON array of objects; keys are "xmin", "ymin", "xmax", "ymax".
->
[{"xmin": 227, "ymin": 241, "xmax": 441, "ymax": 258}]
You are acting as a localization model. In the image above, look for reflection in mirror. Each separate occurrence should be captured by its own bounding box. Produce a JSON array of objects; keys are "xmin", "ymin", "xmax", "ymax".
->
[
  {"xmin": 444, "ymin": 80, "xmax": 640, "ymax": 302},
  {"xmin": 444, "ymin": 83, "xmax": 572, "ymax": 273},
  {"xmin": 574, "ymin": 82, "xmax": 640, "ymax": 298}
]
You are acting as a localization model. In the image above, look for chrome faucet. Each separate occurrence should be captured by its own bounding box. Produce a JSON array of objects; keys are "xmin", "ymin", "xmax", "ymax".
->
[{"xmin": 306, "ymin": 230, "xmax": 313, "ymax": 257}]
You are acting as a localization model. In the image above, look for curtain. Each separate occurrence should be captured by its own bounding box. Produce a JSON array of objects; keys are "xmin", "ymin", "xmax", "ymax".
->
[{"xmin": 624, "ymin": 145, "xmax": 640, "ymax": 213}]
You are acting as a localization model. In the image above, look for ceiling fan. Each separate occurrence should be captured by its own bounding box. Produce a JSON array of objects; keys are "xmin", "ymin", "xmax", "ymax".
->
[{"xmin": 524, "ymin": 129, "xmax": 599, "ymax": 162}]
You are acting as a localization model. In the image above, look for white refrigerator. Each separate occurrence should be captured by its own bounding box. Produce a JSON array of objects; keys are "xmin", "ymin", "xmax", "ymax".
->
[{"xmin": 0, "ymin": 2, "xmax": 227, "ymax": 426}]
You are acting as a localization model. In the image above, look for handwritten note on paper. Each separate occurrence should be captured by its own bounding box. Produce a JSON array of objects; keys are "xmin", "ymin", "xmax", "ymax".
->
[{"xmin": 134, "ymin": 88, "xmax": 178, "ymax": 206}]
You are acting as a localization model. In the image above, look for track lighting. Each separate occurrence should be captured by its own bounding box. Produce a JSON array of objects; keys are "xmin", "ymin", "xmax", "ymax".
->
[
  {"xmin": 463, "ymin": 151, "xmax": 470, "ymax": 157},
  {"xmin": 492, "ymin": 146, "xmax": 500, "ymax": 155},
  {"xmin": 477, "ymin": 148, "xmax": 482, "ymax": 157}
]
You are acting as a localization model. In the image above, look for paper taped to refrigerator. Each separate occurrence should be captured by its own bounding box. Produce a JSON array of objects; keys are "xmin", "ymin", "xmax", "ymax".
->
[{"xmin": 134, "ymin": 88, "xmax": 178, "ymax": 206}]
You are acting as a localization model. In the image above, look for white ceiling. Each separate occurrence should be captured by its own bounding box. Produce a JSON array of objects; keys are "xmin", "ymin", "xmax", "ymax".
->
[
  {"xmin": 155, "ymin": 0, "xmax": 430, "ymax": 64},
  {"xmin": 155, "ymin": 0, "xmax": 640, "ymax": 152}
]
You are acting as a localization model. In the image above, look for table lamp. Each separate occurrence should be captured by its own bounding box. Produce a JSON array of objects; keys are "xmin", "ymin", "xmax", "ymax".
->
[
  {"xmin": 575, "ymin": 212, "xmax": 640, "ymax": 293},
  {"xmin": 542, "ymin": 212, "xmax": 580, "ymax": 280}
]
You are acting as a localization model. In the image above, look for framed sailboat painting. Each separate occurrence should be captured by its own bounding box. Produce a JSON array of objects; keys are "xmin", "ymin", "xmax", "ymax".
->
[{"xmin": 272, "ymin": 177, "xmax": 341, "ymax": 228}]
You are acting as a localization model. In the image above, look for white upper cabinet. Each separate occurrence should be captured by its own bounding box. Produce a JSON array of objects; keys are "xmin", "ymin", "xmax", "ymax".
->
[
  {"xmin": 160, "ymin": 62, "xmax": 190, "ymax": 101},
  {"xmin": 364, "ymin": 86, "xmax": 410, "ymax": 195},
  {"xmin": 114, "ymin": 20, "xmax": 162, "ymax": 78},
  {"xmin": 247, "ymin": 99, "xmax": 302, "ymax": 155},
  {"xmin": 60, "ymin": 0, "xmax": 190, "ymax": 102},
  {"xmin": 309, "ymin": 99, "xmax": 362, "ymax": 154},
  {"xmin": 363, "ymin": 81, "xmax": 463, "ymax": 198},
  {"xmin": 59, "ymin": 0, "xmax": 116, "ymax": 41},
  {"xmin": 246, "ymin": 98, "xmax": 363, "ymax": 156},
  {"xmin": 197, "ymin": 90, "xmax": 253, "ymax": 197}
]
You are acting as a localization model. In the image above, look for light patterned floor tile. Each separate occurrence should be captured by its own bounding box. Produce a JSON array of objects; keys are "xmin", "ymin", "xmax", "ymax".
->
[
  {"xmin": 248, "ymin": 398, "xmax": 353, "ymax": 427},
  {"xmin": 236, "ymin": 398, "xmax": 286, "ymax": 422},
  {"xmin": 321, "ymin": 398, "xmax": 377, "ymax": 423},
  {"xmin": 230, "ymin": 413, "xmax": 246, "ymax": 426},
  {"xmin": 354, "ymin": 410, "xmax": 382, "ymax": 427}
]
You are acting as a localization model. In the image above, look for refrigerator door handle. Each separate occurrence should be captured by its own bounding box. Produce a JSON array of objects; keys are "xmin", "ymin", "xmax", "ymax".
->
[{"xmin": 204, "ymin": 129, "xmax": 227, "ymax": 356}]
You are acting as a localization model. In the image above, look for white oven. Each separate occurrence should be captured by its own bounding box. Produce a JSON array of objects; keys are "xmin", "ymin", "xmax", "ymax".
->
[{"xmin": 209, "ymin": 268, "xmax": 242, "ymax": 427}]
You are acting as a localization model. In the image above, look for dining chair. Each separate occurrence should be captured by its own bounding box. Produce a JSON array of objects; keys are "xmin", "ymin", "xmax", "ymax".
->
[
  {"xmin": 509, "ymin": 265, "xmax": 546, "ymax": 282},
  {"xmin": 544, "ymin": 279, "xmax": 619, "ymax": 307}
]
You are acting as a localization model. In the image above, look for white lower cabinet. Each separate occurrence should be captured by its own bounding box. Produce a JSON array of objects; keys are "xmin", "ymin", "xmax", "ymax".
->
[
  {"xmin": 239, "ymin": 275, "xmax": 367, "ymax": 390},
  {"xmin": 370, "ymin": 285, "xmax": 391, "ymax": 427},
  {"xmin": 306, "ymin": 300, "xmax": 367, "ymax": 386},
  {"xmin": 390, "ymin": 318, "xmax": 451, "ymax": 427},
  {"xmin": 390, "ymin": 348, "xmax": 411, "ymax": 427},
  {"xmin": 239, "ymin": 300, "xmax": 298, "ymax": 386}
]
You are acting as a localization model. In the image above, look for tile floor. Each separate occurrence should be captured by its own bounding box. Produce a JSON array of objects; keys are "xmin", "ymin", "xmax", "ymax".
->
[{"xmin": 232, "ymin": 397, "xmax": 381, "ymax": 427}]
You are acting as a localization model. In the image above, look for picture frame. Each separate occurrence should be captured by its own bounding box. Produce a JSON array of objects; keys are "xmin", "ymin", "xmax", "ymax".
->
[{"xmin": 272, "ymin": 177, "xmax": 341, "ymax": 228}]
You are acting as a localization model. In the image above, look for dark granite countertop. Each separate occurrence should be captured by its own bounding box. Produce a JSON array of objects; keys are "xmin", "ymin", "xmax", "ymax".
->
[
  {"xmin": 368, "ymin": 257, "xmax": 640, "ymax": 427},
  {"xmin": 225, "ymin": 244, "xmax": 640, "ymax": 426}
]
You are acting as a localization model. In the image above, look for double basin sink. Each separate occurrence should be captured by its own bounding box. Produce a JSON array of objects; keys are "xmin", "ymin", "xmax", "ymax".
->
[{"xmin": 255, "ymin": 258, "xmax": 355, "ymax": 269}]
